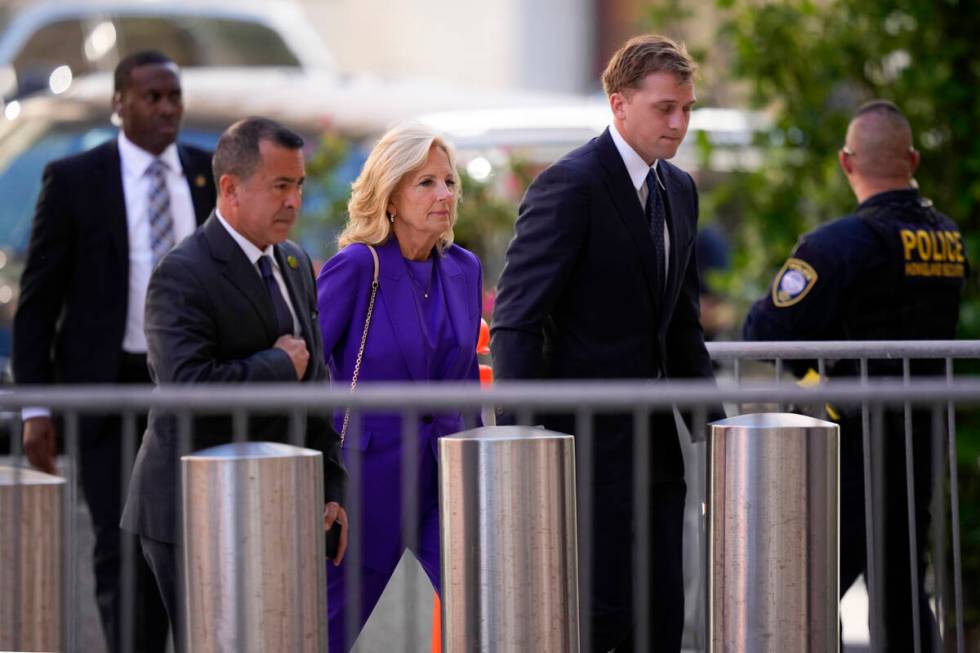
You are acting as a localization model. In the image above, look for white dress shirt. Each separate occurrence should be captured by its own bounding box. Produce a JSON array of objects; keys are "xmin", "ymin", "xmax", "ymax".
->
[
  {"xmin": 215, "ymin": 210, "xmax": 300, "ymax": 336},
  {"xmin": 609, "ymin": 123, "xmax": 671, "ymax": 284},
  {"xmin": 118, "ymin": 132, "xmax": 197, "ymax": 353}
]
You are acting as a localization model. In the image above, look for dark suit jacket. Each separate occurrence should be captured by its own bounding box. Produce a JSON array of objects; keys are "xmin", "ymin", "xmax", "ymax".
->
[
  {"xmin": 491, "ymin": 128, "xmax": 714, "ymax": 479},
  {"xmin": 121, "ymin": 214, "xmax": 346, "ymax": 544},
  {"xmin": 13, "ymin": 139, "xmax": 215, "ymax": 387}
]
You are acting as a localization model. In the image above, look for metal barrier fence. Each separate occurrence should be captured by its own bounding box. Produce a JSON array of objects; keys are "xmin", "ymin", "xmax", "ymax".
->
[
  {"xmin": 707, "ymin": 339, "xmax": 980, "ymax": 653},
  {"xmin": 0, "ymin": 340, "xmax": 978, "ymax": 652}
]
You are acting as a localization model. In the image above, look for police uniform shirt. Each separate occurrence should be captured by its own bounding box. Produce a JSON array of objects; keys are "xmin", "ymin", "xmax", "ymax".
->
[{"xmin": 743, "ymin": 188, "xmax": 967, "ymax": 346}]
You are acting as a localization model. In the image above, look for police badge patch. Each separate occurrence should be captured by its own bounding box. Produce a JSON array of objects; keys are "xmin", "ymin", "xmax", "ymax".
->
[{"xmin": 772, "ymin": 257, "xmax": 818, "ymax": 307}]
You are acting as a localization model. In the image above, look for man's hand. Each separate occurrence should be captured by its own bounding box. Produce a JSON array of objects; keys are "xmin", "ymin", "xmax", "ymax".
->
[
  {"xmin": 23, "ymin": 417, "xmax": 58, "ymax": 475},
  {"xmin": 323, "ymin": 502, "xmax": 348, "ymax": 566},
  {"xmin": 274, "ymin": 335, "xmax": 309, "ymax": 380}
]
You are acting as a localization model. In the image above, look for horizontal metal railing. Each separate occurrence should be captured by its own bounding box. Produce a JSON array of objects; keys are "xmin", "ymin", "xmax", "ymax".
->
[
  {"xmin": 703, "ymin": 339, "xmax": 976, "ymax": 653},
  {"xmin": 706, "ymin": 339, "xmax": 980, "ymax": 360},
  {"xmin": 0, "ymin": 339, "xmax": 977, "ymax": 653},
  {"xmin": 1, "ymin": 377, "xmax": 980, "ymax": 411}
]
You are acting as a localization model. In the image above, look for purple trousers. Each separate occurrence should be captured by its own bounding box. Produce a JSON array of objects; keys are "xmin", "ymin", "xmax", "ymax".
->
[{"xmin": 327, "ymin": 426, "xmax": 442, "ymax": 652}]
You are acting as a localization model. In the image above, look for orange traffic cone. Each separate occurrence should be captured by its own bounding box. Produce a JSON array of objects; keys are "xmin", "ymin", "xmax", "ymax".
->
[
  {"xmin": 479, "ymin": 364, "xmax": 494, "ymax": 386},
  {"xmin": 477, "ymin": 318, "xmax": 490, "ymax": 355},
  {"xmin": 432, "ymin": 593, "xmax": 442, "ymax": 652}
]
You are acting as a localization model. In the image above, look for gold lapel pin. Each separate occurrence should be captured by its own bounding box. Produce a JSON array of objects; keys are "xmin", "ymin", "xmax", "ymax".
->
[
  {"xmin": 194, "ymin": 174, "xmax": 207, "ymax": 188},
  {"xmin": 287, "ymin": 255, "xmax": 299, "ymax": 269}
]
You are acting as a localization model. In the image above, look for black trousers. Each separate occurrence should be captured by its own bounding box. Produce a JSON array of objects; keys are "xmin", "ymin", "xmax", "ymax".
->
[
  {"xmin": 140, "ymin": 535, "xmax": 181, "ymax": 651},
  {"xmin": 839, "ymin": 411, "xmax": 938, "ymax": 652},
  {"xmin": 543, "ymin": 411, "xmax": 687, "ymax": 653},
  {"xmin": 78, "ymin": 352, "xmax": 169, "ymax": 653},
  {"xmin": 589, "ymin": 476, "xmax": 686, "ymax": 653}
]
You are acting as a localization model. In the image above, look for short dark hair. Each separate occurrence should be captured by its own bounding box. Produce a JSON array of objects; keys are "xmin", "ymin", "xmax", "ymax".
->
[
  {"xmin": 114, "ymin": 51, "xmax": 176, "ymax": 93},
  {"xmin": 853, "ymin": 99, "xmax": 907, "ymax": 122},
  {"xmin": 212, "ymin": 117, "xmax": 305, "ymax": 183},
  {"xmin": 846, "ymin": 99, "xmax": 915, "ymax": 179},
  {"xmin": 602, "ymin": 34, "xmax": 697, "ymax": 96}
]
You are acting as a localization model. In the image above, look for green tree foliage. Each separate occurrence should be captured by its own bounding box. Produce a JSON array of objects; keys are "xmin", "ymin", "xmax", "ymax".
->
[
  {"xmin": 454, "ymin": 157, "xmax": 539, "ymax": 282},
  {"xmin": 297, "ymin": 130, "xmax": 354, "ymax": 260},
  {"xmin": 706, "ymin": 0, "xmax": 980, "ymax": 337},
  {"xmin": 703, "ymin": 0, "xmax": 980, "ymax": 628}
]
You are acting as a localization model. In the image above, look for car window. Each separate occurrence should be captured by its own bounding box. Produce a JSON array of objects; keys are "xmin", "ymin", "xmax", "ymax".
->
[
  {"xmin": 0, "ymin": 123, "xmax": 218, "ymax": 253},
  {"xmin": 114, "ymin": 17, "xmax": 301, "ymax": 68},
  {"xmin": 0, "ymin": 123, "xmax": 116, "ymax": 252},
  {"xmin": 0, "ymin": 122, "xmax": 358, "ymax": 254},
  {"xmin": 10, "ymin": 20, "xmax": 95, "ymax": 97}
]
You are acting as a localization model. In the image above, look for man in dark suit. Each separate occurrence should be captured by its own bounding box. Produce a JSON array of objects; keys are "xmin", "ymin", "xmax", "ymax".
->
[
  {"xmin": 13, "ymin": 51, "xmax": 214, "ymax": 652},
  {"xmin": 491, "ymin": 35, "xmax": 714, "ymax": 652},
  {"xmin": 121, "ymin": 117, "xmax": 347, "ymax": 646}
]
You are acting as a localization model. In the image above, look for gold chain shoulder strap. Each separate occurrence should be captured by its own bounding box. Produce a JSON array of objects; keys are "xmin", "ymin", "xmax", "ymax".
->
[{"xmin": 340, "ymin": 244, "xmax": 380, "ymax": 443}]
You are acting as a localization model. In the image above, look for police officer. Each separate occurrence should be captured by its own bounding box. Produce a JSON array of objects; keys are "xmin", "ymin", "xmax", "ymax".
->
[{"xmin": 743, "ymin": 100, "xmax": 967, "ymax": 652}]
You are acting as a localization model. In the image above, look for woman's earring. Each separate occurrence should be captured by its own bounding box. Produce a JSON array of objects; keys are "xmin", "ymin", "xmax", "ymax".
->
[{"xmin": 387, "ymin": 211, "xmax": 395, "ymax": 224}]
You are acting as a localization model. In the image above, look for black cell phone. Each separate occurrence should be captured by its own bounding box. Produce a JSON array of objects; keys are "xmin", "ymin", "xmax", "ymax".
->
[{"xmin": 325, "ymin": 522, "xmax": 343, "ymax": 559}]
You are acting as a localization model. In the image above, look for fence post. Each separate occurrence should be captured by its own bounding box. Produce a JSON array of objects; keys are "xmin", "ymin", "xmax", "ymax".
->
[
  {"xmin": 0, "ymin": 465, "xmax": 64, "ymax": 651},
  {"xmin": 181, "ymin": 442, "xmax": 327, "ymax": 652},
  {"xmin": 708, "ymin": 413, "xmax": 839, "ymax": 652},
  {"xmin": 439, "ymin": 426, "xmax": 579, "ymax": 652}
]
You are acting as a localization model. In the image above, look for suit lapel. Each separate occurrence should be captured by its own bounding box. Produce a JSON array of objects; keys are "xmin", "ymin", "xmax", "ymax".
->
[
  {"xmin": 178, "ymin": 145, "xmax": 214, "ymax": 225},
  {"xmin": 108, "ymin": 141, "xmax": 211, "ymax": 261},
  {"xmin": 101, "ymin": 141, "xmax": 130, "ymax": 272},
  {"xmin": 437, "ymin": 252, "xmax": 469, "ymax": 378},
  {"xmin": 274, "ymin": 244, "xmax": 314, "ymax": 347},
  {"xmin": 596, "ymin": 129, "xmax": 662, "ymax": 315},
  {"xmin": 203, "ymin": 215, "xmax": 279, "ymax": 341},
  {"xmin": 377, "ymin": 238, "xmax": 425, "ymax": 381},
  {"xmin": 658, "ymin": 162, "xmax": 692, "ymax": 331}
]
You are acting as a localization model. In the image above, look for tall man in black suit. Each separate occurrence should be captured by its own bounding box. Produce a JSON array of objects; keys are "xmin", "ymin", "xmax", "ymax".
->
[
  {"xmin": 13, "ymin": 51, "xmax": 214, "ymax": 652},
  {"xmin": 121, "ymin": 118, "xmax": 347, "ymax": 646},
  {"xmin": 492, "ymin": 35, "xmax": 714, "ymax": 652}
]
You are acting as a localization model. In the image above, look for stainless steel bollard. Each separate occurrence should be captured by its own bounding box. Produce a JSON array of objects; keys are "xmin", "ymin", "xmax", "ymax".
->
[
  {"xmin": 0, "ymin": 465, "xmax": 64, "ymax": 652},
  {"xmin": 439, "ymin": 426, "xmax": 579, "ymax": 653},
  {"xmin": 181, "ymin": 442, "xmax": 326, "ymax": 653},
  {"xmin": 708, "ymin": 413, "xmax": 839, "ymax": 653}
]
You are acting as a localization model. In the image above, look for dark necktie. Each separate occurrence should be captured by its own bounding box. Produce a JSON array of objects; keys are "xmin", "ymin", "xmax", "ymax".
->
[
  {"xmin": 257, "ymin": 255, "xmax": 294, "ymax": 336},
  {"xmin": 646, "ymin": 167, "xmax": 667, "ymax": 296}
]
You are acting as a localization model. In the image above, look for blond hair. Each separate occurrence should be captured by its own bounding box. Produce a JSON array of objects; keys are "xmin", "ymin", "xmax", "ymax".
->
[
  {"xmin": 602, "ymin": 34, "xmax": 697, "ymax": 97},
  {"xmin": 338, "ymin": 123, "xmax": 460, "ymax": 252}
]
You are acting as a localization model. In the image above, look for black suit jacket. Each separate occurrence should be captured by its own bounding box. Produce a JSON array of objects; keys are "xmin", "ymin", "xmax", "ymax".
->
[
  {"xmin": 121, "ymin": 214, "xmax": 346, "ymax": 543},
  {"xmin": 491, "ymin": 128, "xmax": 714, "ymax": 479},
  {"xmin": 13, "ymin": 139, "xmax": 215, "ymax": 386}
]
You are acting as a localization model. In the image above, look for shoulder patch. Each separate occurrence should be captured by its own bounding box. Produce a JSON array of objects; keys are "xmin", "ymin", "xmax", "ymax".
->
[{"xmin": 771, "ymin": 257, "xmax": 818, "ymax": 308}]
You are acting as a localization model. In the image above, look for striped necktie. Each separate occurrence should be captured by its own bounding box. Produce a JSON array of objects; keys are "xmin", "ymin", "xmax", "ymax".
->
[{"xmin": 147, "ymin": 158, "xmax": 175, "ymax": 266}]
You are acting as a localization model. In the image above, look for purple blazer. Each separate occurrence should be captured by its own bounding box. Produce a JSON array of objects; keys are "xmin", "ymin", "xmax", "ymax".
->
[{"xmin": 316, "ymin": 237, "xmax": 482, "ymax": 452}]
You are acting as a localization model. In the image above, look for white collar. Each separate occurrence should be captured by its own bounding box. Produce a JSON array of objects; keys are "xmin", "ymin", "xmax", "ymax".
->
[
  {"xmin": 215, "ymin": 209, "xmax": 277, "ymax": 267},
  {"xmin": 609, "ymin": 123, "xmax": 665, "ymax": 193},
  {"xmin": 117, "ymin": 131, "xmax": 183, "ymax": 179}
]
